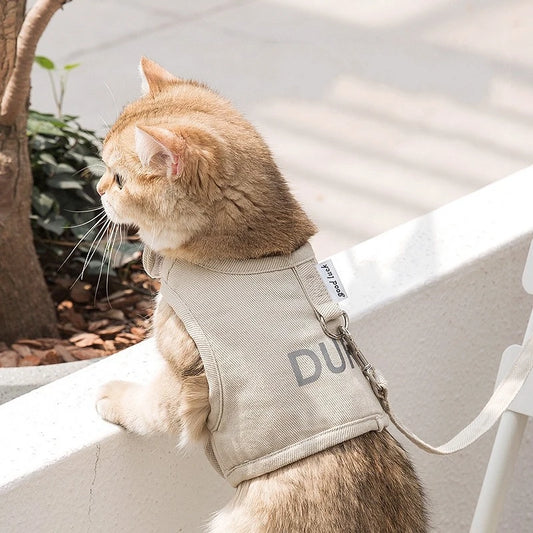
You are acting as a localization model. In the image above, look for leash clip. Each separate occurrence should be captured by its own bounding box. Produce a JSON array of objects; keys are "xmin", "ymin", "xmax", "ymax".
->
[
  {"xmin": 319, "ymin": 311, "xmax": 387, "ymax": 401},
  {"xmin": 317, "ymin": 311, "xmax": 348, "ymax": 339}
]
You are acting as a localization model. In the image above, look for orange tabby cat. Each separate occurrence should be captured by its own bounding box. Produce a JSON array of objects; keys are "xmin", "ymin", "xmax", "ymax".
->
[{"xmin": 96, "ymin": 58, "xmax": 427, "ymax": 532}]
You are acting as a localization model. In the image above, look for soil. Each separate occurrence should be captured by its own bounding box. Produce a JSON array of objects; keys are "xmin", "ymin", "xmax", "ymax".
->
[{"xmin": 0, "ymin": 238, "xmax": 158, "ymax": 367}]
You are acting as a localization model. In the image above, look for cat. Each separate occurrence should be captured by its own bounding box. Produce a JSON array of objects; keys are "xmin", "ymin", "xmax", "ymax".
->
[{"xmin": 96, "ymin": 57, "xmax": 428, "ymax": 533}]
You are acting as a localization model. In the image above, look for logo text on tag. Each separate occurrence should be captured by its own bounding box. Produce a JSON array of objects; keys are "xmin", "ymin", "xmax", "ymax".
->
[{"xmin": 316, "ymin": 260, "xmax": 347, "ymax": 302}]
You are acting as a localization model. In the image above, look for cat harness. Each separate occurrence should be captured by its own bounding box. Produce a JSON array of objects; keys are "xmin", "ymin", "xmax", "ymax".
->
[{"xmin": 143, "ymin": 242, "xmax": 389, "ymax": 487}]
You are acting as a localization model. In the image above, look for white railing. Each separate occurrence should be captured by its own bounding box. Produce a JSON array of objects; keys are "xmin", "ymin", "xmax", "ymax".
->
[{"xmin": 1, "ymin": 167, "xmax": 533, "ymax": 533}]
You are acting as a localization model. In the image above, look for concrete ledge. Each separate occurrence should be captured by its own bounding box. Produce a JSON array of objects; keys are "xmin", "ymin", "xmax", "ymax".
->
[
  {"xmin": 1, "ymin": 167, "xmax": 533, "ymax": 532},
  {"xmin": 0, "ymin": 359, "xmax": 102, "ymax": 405},
  {"xmin": 333, "ymin": 165, "xmax": 533, "ymax": 319},
  {"xmin": 0, "ymin": 338, "xmax": 233, "ymax": 532}
]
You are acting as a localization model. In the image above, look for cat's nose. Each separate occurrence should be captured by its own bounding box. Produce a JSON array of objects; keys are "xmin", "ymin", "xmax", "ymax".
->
[{"xmin": 96, "ymin": 182, "xmax": 105, "ymax": 196}]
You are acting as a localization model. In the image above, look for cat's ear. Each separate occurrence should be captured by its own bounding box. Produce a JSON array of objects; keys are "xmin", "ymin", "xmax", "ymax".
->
[
  {"xmin": 139, "ymin": 57, "xmax": 178, "ymax": 96},
  {"xmin": 135, "ymin": 125, "xmax": 185, "ymax": 177}
]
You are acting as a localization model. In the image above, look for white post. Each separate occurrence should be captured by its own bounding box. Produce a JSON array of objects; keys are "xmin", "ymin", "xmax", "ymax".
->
[{"xmin": 470, "ymin": 411, "xmax": 529, "ymax": 533}]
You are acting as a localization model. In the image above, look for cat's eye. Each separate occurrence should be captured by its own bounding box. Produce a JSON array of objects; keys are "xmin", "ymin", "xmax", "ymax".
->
[{"xmin": 114, "ymin": 173, "xmax": 123, "ymax": 189}]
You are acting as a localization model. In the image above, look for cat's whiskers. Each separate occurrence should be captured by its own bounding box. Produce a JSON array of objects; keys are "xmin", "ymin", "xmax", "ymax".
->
[
  {"xmin": 67, "ymin": 210, "xmax": 107, "ymax": 229},
  {"xmin": 111, "ymin": 224, "xmax": 125, "ymax": 274},
  {"xmin": 98, "ymin": 114, "xmax": 111, "ymax": 135},
  {"xmin": 104, "ymin": 223, "xmax": 120, "ymax": 304},
  {"xmin": 78, "ymin": 218, "xmax": 112, "ymax": 281},
  {"xmin": 58, "ymin": 213, "xmax": 108, "ymax": 272},
  {"xmin": 72, "ymin": 162, "xmax": 106, "ymax": 179},
  {"xmin": 65, "ymin": 206, "xmax": 105, "ymax": 214},
  {"xmin": 69, "ymin": 220, "xmax": 111, "ymax": 290},
  {"xmin": 103, "ymin": 81, "xmax": 119, "ymax": 122},
  {"xmin": 94, "ymin": 222, "xmax": 117, "ymax": 305}
]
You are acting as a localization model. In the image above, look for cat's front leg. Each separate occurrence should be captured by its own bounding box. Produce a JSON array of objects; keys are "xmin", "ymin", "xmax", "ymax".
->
[{"xmin": 96, "ymin": 367, "xmax": 181, "ymax": 435}]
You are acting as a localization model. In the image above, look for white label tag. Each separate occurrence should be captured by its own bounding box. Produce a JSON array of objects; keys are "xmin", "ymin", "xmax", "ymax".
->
[{"xmin": 316, "ymin": 260, "xmax": 348, "ymax": 302}]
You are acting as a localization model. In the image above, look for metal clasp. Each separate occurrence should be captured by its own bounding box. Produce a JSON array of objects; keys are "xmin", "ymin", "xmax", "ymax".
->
[
  {"xmin": 318, "ymin": 311, "xmax": 387, "ymax": 401},
  {"xmin": 317, "ymin": 311, "xmax": 349, "ymax": 339},
  {"xmin": 338, "ymin": 324, "xmax": 372, "ymax": 377}
]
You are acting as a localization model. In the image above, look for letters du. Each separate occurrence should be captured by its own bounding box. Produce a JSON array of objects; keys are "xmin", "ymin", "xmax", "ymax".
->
[{"xmin": 288, "ymin": 339, "xmax": 358, "ymax": 386}]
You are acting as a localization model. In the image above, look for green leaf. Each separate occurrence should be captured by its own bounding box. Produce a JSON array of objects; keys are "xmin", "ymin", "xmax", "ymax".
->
[
  {"xmin": 38, "ymin": 214, "xmax": 67, "ymax": 235},
  {"xmin": 64, "ymin": 150, "xmax": 85, "ymax": 167},
  {"xmin": 32, "ymin": 190, "xmax": 56, "ymax": 217},
  {"xmin": 29, "ymin": 110, "xmax": 55, "ymax": 120},
  {"xmin": 82, "ymin": 156, "xmax": 105, "ymax": 177},
  {"xmin": 27, "ymin": 95, "xmax": 104, "ymax": 245},
  {"xmin": 35, "ymin": 56, "xmax": 55, "ymax": 70},
  {"xmin": 83, "ymin": 155, "xmax": 103, "ymax": 167},
  {"xmin": 39, "ymin": 153, "xmax": 57, "ymax": 166},
  {"xmin": 28, "ymin": 110, "xmax": 69, "ymax": 128},
  {"xmin": 27, "ymin": 116, "xmax": 63, "ymax": 136},
  {"xmin": 47, "ymin": 176, "xmax": 83, "ymax": 190},
  {"xmin": 71, "ymin": 223, "xmax": 98, "ymax": 239},
  {"xmin": 28, "ymin": 136, "xmax": 46, "ymax": 151},
  {"xmin": 113, "ymin": 240, "xmax": 143, "ymax": 268},
  {"xmin": 64, "ymin": 63, "xmax": 81, "ymax": 71},
  {"xmin": 74, "ymin": 189, "xmax": 98, "ymax": 204},
  {"xmin": 54, "ymin": 162, "xmax": 76, "ymax": 175},
  {"xmin": 78, "ymin": 258, "xmax": 107, "ymax": 277}
]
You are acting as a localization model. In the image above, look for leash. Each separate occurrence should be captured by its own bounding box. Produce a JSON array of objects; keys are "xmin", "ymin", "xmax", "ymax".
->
[{"xmin": 321, "ymin": 312, "xmax": 533, "ymax": 455}]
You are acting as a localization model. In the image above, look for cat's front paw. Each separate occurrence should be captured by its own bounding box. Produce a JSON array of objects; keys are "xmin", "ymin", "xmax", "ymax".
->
[
  {"xmin": 96, "ymin": 380, "xmax": 163, "ymax": 435},
  {"xmin": 96, "ymin": 380, "xmax": 138, "ymax": 429}
]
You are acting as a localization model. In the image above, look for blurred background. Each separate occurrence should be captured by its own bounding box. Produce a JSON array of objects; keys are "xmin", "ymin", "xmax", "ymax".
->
[{"xmin": 31, "ymin": 0, "xmax": 533, "ymax": 259}]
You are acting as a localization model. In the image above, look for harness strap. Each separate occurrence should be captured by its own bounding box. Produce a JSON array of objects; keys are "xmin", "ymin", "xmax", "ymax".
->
[
  {"xmin": 142, "ymin": 246, "xmax": 162, "ymax": 278},
  {"xmin": 293, "ymin": 260, "xmax": 345, "ymax": 325},
  {"xmin": 337, "ymin": 322, "xmax": 533, "ymax": 455}
]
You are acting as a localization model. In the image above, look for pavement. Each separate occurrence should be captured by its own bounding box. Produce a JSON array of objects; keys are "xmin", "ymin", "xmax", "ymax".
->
[{"xmin": 31, "ymin": 0, "xmax": 533, "ymax": 259}]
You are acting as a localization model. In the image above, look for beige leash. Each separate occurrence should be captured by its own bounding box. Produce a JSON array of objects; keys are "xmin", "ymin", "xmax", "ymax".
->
[{"xmin": 321, "ymin": 312, "xmax": 533, "ymax": 454}]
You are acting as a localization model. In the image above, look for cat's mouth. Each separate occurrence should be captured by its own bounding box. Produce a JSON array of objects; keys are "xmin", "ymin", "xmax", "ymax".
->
[{"xmin": 101, "ymin": 195, "xmax": 123, "ymax": 224}]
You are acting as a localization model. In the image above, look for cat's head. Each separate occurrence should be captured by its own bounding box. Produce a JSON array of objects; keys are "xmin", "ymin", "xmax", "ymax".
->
[{"xmin": 97, "ymin": 58, "xmax": 316, "ymax": 260}]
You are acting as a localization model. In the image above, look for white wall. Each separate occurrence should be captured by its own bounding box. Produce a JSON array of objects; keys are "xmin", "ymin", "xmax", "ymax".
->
[
  {"xmin": 335, "ymin": 165, "xmax": 533, "ymax": 532},
  {"xmin": 1, "ymin": 167, "xmax": 533, "ymax": 532}
]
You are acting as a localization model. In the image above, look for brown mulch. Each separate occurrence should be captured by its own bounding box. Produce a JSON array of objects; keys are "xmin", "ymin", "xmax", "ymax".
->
[{"xmin": 0, "ymin": 257, "xmax": 159, "ymax": 368}]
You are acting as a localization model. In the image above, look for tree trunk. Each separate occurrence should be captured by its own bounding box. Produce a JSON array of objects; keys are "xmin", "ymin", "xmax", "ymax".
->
[
  {"xmin": 0, "ymin": 117, "xmax": 58, "ymax": 343},
  {"xmin": 0, "ymin": 0, "xmax": 58, "ymax": 343}
]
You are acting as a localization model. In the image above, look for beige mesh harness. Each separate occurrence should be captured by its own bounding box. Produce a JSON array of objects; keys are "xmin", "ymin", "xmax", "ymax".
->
[{"xmin": 144, "ymin": 243, "xmax": 388, "ymax": 486}]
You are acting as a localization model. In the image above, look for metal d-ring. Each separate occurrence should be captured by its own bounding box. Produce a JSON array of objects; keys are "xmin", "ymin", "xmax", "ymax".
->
[
  {"xmin": 318, "ymin": 311, "xmax": 388, "ymax": 403},
  {"xmin": 317, "ymin": 311, "xmax": 349, "ymax": 339}
]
